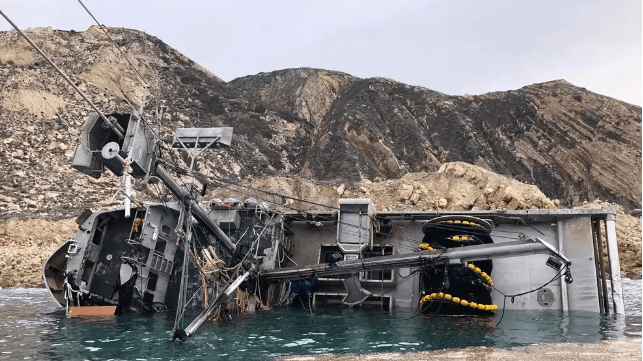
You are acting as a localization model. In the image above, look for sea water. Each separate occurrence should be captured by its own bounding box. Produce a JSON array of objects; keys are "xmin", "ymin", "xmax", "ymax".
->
[{"xmin": 0, "ymin": 279, "xmax": 640, "ymax": 361}]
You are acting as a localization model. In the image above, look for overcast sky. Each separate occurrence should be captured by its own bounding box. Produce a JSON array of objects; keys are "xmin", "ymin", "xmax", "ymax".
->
[{"xmin": 1, "ymin": 0, "xmax": 641, "ymax": 105}]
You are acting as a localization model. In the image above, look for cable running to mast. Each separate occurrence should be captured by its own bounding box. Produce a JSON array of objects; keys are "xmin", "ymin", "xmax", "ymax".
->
[{"xmin": 76, "ymin": 0, "xmax": 150, "ymax": 89}]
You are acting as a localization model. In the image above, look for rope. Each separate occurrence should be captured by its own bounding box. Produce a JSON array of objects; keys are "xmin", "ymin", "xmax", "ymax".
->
[
  {"xmin": 419, "ymin": 292, "xmax": 498, "ymax": 311},
  {"xmin": 254, "ymin": 279, "xmax": 271, "ymax": 311},
  {"xmin": 63, "ymin": 282, "xmax": 74, "ymax": 312},
  {"xmin": 235, "ymin": 288, "xmax": 249, "ymax": 315}
]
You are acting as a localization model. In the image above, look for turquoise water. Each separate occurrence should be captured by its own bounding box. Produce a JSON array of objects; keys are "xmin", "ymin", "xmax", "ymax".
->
[{"xmin": 0, "ymin": 283, "xmax": 640, "ymax": 361}]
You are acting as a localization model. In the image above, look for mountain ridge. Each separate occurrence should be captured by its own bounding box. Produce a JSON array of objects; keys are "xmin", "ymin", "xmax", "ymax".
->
[
  {"xmin": 0, "ymin": 26, "xmax": 640, "ymax": 220},
  {"xmin": 231, "ymin": 68, "xmax": 641, "ymax": 209}
]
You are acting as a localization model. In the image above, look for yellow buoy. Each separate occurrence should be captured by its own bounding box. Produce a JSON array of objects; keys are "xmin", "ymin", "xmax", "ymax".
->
[
  {"xmin": 419, "ymin": 243, "xmax": 436, "ymax": 252},
  {"xmin": 460, "ymin": 300, "xmax": 468, "ymax": 306},
  {"xmin": 452, "ymin": 297, "xmax": 460, "ymax": 303},
  {"xmin": 438, "ymin": 292, "xmax": 444, "ymax": 298},
  {"xmin": 475, "ymin": 267, "xmax": 481, "ymax": 274},
  {"xmin": 469, "ymin": 302, "xmax": 478, "ymax": 309},
  {"xmin": 478, "ymin": 304, "xmax": 486, "ymax": 310},
  {"xmin": 444, "ymin": 294, "xmax": 452, "ymax": 301}
]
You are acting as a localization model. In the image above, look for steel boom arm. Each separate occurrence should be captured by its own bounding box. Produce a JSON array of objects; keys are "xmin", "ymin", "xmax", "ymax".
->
[
  {"xmin": 155, "ymin": 164, "xmax": 236, "ymax": 253},
  {"xmin": 260, "ymin": 237, "xmax": 566, "ymax": 281}
]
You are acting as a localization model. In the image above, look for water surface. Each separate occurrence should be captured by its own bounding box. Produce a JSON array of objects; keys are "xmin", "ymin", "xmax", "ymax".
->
[{"xmin": 0, "ymin": 279, "xmax": 640, "ymax": 361}]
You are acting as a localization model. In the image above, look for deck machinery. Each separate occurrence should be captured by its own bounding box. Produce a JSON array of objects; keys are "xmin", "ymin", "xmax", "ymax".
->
[{"xmin": 42, "ymin": 112, "xmax": 625, "ymax": 341}]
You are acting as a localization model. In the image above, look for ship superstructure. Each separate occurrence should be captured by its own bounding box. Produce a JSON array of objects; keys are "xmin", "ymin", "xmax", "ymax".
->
[{"xmin": 41, "ymin": 110, "xmax": 625, "ymax": 341}]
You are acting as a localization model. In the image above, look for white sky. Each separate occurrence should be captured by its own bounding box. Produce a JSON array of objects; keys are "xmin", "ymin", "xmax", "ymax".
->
[{"xmin": 1, "ymin": 0, "xmax": 641, "ymax": 105}]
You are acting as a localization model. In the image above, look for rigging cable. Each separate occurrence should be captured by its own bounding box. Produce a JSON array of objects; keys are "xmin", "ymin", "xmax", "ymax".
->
[
  {"xmin": 158, "ymin": 163, "xmax": 537, "ymax": 263},
  {"xmin": 101, "ymin": 69, "xmax": 144, "ymax": 118},
  {"xmin": 160, "ymin": 163, "xmax": 531, "ymax": 254},
  {"xmin": 492, "ymin": 264, "xmax": 570, "ymax": 326},
  {"xmin": 75, "ymin": 0, "xmax": 165, "ymax": 148},
  {"xmin": 159, "ymin": 159, "xmax": 548, "ymax": 243},
  {"xmin": 26, "ymin": 91, "xmax": 94, "ymax": 111},
  {"xmin": 41, "ymin": 96, "xmax": 93, "ymax": 153},
  {"xmin": 160, "ymin": 159, "xmax": 340, "ymax": 211},
  {"xmin": 76, "ymin": 0, "xmax": 150, "ymax": 89}
]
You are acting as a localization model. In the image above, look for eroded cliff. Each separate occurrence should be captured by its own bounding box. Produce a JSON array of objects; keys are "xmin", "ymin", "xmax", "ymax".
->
[
  {"xmin": 0, "ymin": 26, "xmax": 640, "ymax": 286},
  {"xmin": 0, "ymin": 27, "xmax": 640, "ymax": 220},
  {"xmin": 232, "ymin": 70, "xmax": 642, "ymax": 210}
]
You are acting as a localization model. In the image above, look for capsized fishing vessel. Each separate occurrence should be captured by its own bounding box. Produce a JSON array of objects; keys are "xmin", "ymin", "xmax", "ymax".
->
[{"xmin": 41, "ymin": 108, "xmax": 625, "ymax": 341}]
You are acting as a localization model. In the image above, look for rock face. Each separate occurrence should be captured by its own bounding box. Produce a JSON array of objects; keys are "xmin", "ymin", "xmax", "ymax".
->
[
  {"xmin": 0, "ymin": 26, "xmax": 640, "ymax": 220},
  {"xmin": 232, "ymin": 72, "xmax": 642, "ymax": 211},
  {"xmin": 218, "ymin": 162, "xmax": 558, "ymax": 213},
  {"xmin": 0, "ymin": 219, "xmax": 77, "ymax": 287}
]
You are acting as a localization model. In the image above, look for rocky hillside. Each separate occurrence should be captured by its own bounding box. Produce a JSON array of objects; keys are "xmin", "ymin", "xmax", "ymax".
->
[
  {"xmin": 0, "ymin": 26, "xmax": 305, "ymax": 219},
  {"xmin": 232, "ymin": 70, "xmax": 642, "ymax": 211},
  {"xmin": 0, "ymin": 26, "xmax": 640, "ymax": 219}
]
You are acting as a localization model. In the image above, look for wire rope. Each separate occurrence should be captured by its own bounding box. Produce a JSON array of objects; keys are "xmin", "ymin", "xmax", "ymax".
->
[
  {"xmin": 158, "ymin": 161, "xmax": 532, "ymax": 257},
  {"xmin": 76, "ymin": 0, "xmax": 150, "ymax": 89}
]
